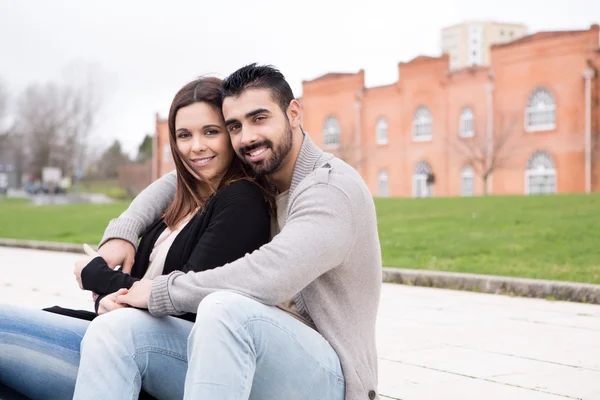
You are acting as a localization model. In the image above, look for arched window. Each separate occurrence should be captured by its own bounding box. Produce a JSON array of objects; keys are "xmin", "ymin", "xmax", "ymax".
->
[
  {"xmin": 525, "ymin": 151, "xmax": 556, "ymax": 195},
  {"xmin": 376, "ymin": 118, "xmax": 388, "ymax": 145},
  {"xmin": 413, "ymin": 161, "xmax": 433, "ymax": 198},
  {"xmin": 461, "ymin": 165, "xmax": 475, "ymax": 196},
  {"xmin": 459, "ymin": 107, "xmax": 475, "ymax": 138},
  {"xmin": 378, "ymin": 170, "xmax": 389, "ymax": 197},
  {"xmin": 413, "ymin": 107, "xmax": 433, "ymax": 141},
  {"xmin": 323, "ymin": 116, "xmax": 341, "ymax": 148},
  {"xmin": 525, "ymin": 88, "xmax": 556, "ymax": 132}
]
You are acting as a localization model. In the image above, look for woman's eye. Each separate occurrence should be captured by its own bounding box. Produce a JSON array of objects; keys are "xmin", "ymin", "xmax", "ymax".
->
[
  {"xmin": 177, "ymin": 132, "xmax": 190, "ymax": 139},
  {"xmin": 206, "ymin": 130, "xmax": 219, "ymax": 136}
]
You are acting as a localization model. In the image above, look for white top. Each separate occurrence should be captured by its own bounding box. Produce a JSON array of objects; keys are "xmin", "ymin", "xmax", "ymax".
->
[{"xmin": 144, "ymin": 215, "xmax": 193, "ymax": 279}]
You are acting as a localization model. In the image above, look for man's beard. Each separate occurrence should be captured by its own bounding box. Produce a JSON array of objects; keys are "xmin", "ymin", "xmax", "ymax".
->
[{"xmin": 238, "ymin": 123, "xmax": 293, "ymax": 177}]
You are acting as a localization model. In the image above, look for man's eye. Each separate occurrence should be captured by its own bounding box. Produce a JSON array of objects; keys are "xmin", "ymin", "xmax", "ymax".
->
[
  {"xmin": 255, "ymin": 116, "xmax": 266, "ymax": 122},
  {"xmin": 229, "ymin": 124, "xmax": 240, "ymax": 133}
]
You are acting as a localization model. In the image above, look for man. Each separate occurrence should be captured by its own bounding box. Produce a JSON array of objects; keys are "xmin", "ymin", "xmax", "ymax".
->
[{"xmin": 75, "ymin": 64, "xmax": 382, "ymax": 400}]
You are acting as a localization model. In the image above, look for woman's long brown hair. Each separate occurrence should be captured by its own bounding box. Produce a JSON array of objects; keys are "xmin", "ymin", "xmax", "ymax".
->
[{"xmin": 161, "ymin": 77, "xmax": 275, "ymax": 229}]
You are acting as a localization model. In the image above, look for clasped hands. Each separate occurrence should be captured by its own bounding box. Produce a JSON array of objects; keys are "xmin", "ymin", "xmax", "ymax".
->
[{"xmin": 73, "ymin": 239, "xmax": 152, "ymax": 315}]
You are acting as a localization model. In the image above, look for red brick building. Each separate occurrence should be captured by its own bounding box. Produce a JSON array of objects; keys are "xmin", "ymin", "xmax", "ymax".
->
[
  {"xmin": 301, "ymin": 24, "xmax": 600, "ymax": 197},
  {"xmin": 154, "ymin": 24, "xmax": 600, "ymax": 198}
]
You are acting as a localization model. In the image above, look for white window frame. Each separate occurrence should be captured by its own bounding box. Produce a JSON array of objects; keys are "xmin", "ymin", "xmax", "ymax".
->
[
  {"xmin": 412, "ymin": 161, "xmax": 433, "ymax": 198},
  {"xmin": 525, "ymin": 87, "xmax": 556, "ymax": 132},
  {"xmin": 323, "ymin": 116, "xmax": 341, "ymax": 149},
  {"xmin": 459, "ymin": 107, "xmax": 475, "ymax": 138},
  {"xmin": 461, "ymin": 165, "xmax": 475, "ymax": 196},
  {"xmin": 524, "ymin": 151, "xmax": 557, "ymax": 195},
  {"xmin": 376, "ymin": 118, "xmax": 389, "ymax": 145},
  {"xmin": 378, "ymin": 170, "xmax": 389, "ymax": 197},
  {"xmin": 412, "ymin": 107, "xmax": 433, "ymax": 142}
]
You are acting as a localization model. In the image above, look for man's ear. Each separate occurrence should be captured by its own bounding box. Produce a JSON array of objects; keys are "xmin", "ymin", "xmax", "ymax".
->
[{"xmin": 286, "ymin": 99, "xmax": 302, "ymax": 129}]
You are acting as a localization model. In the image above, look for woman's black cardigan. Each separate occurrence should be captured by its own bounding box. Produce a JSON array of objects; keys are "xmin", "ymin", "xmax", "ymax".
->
[{"xmin": 80, "ymin": 180, "xmax": 271, "ymax": 321}]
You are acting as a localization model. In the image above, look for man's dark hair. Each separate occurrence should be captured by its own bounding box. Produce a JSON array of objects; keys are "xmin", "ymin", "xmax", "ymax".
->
[{"xmin": 220, "ymin": 63, "xmax": 295, "ymax": 115}]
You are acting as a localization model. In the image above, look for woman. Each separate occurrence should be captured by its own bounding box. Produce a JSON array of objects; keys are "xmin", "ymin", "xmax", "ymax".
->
[{"xmin": 0, "ymin": 76, "xmax": 274, "ymax": 399}]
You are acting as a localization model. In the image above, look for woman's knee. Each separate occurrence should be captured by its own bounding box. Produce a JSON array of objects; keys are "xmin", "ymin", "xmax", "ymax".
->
[{"xmin": 82, "ymin": 308, "xmax": 150, "ymax": 352}]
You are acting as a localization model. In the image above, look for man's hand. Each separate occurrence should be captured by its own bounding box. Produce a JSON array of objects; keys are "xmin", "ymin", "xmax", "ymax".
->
[
  {"xmin": 74, "ymin": 244, "xmax": 101, "ymax": 290},
  {"xmin": 116, "ymin": 279, "xmax": 152, "ymax": 309},
  {"xmin": 98, "ymin": 288, "xmax": 129, "ymax": 315},
  {"xmin": 98, "ymin": 239, "xmax": 136, "ymax": 274}
]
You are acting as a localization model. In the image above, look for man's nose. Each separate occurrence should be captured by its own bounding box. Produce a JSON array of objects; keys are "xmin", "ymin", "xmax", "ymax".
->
[{"xmin": 240, "ymin": 126, "xmax": 260, "ymax": 147}]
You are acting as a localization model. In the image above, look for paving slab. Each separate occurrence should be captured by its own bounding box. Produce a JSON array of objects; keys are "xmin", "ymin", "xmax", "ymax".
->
[{"xmin": 1, "ymin": 247, "xmax": 599, "ymax": 399}]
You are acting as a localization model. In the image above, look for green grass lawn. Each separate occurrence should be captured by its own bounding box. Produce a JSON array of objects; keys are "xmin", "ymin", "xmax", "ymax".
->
[
  {"xmin": 375, "ymin": 194, "xmax": 600, "ymax": 284},
  {"xmin": 1, "ymin": 194, "xmax": 599, "ymax": 284},
  {"xmin": 0, "ymin": 198, "xmax": 128, "ymax": 245}
]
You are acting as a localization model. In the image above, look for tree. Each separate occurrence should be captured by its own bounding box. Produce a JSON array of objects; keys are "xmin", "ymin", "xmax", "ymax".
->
[
  {"xmin": 96, "ymin": 140, "xmax": 130, "ymax": 179},
  {"xmin": 450, "ymin": 115, "xmax": 518, "ymax": 195},
  {"xmin": 15, "ymin": 63, "xmax": 104, "ymax": 178},
  {"xmin": 136, "ymin": 134, "xmax": 153, "ymax": 163},
  {"xmin": 0, "ymin": 78, "xmax": 14, "ymax": 136}
]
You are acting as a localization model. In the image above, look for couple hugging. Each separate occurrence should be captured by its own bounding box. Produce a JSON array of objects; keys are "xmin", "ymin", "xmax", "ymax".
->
[{"xmin": 0, "ymin": 64, "xmax": 382, "ymax": 400}]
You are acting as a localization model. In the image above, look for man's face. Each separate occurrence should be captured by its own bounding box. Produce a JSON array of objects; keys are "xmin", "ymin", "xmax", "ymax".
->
[{"xmin": 222, "ymin": 88, "xmax": 293, "ymax": 177}]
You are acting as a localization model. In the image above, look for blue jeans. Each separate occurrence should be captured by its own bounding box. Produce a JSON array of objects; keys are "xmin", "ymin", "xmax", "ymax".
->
[
  {"xmin": 74, "ymin": 291, "xmax": 345, "ymax": 399},
  {"xmin": 0, "ymin": 305, "xmax": 89, "ymax": 399}
]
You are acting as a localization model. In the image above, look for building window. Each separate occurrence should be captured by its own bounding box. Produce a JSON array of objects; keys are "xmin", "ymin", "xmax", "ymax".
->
[
  {"xmin": 413, "ymin": 161, "xmax": 433, "ymax": 198},
  {"xmin": 525, "ymin": 87, "xmax": 556, "ymax": 132},
  {"xmin": 525, "ymin": 151, "xmax": 556, "ymax": 195},
  {"xmin": 162, "ymin": 143, "xmax": 171, "ymax": 163},
  {"xmin": 323, "ymin": 116, "xmax": 341, "ymax": 148},
  {"xmin": 468, "ymin": 25, "xmax": 483, "ymax": 66},
  {"xmin": 376, "ymin": 118, "xmax": 388, "ymax": 145},
  {"xmin": 459, "ymin": 107, "xmax": 475, "ymax": 137},
  {"xmin": 378, "ymin": 170, "xmax": 389, "ymax": 197},
  {"xmin": 461, "ymin": 165, "xmax": 475, "ymax": 196},
  {"xmin": 413, "ymin": 107, "xmax": 433, "ymax": 141}
]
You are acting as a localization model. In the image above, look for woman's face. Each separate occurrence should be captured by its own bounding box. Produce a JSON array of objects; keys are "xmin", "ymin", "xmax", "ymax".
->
[{"xmin": 174, "ymin": 102, "xmax": 234, "ymax": 186}]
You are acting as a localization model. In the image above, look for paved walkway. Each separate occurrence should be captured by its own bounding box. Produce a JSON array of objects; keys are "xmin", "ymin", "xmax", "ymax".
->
[{"xmin": 1, "ymin": 247, "xmax": 598, "ymax": 399}]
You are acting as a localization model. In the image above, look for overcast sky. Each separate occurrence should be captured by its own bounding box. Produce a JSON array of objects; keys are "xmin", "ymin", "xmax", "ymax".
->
[{"xmin": 1, "ymin": 0, "xmax": 598, "ymax": 157}]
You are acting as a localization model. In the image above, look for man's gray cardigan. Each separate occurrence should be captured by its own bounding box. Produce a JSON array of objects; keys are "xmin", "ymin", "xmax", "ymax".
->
[{"xmin": 100, "ymin": 134, "xmax": 382, "ymax": 400}]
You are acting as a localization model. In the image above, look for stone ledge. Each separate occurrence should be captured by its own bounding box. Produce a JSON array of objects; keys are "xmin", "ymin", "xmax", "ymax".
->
[
  {"xmin": 2, "ymin": 238, "xmax": 598, "ymax": 304},
  {"xmin": 383, "ymin": 267, "xmax": 600, "ymax": 304},
  {"xmin": 0, "ymin": 238, "xmax": 87, "ymax": 253}
]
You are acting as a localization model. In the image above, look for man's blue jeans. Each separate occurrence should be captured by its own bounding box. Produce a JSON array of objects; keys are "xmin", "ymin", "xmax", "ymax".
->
[{"xmin": 1, "ymin": 291, "xmax": 345, "ymax": 399}]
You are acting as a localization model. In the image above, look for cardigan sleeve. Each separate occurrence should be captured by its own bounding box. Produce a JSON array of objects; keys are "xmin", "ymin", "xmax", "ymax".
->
[
  {"xmin": 149, "ymin": 180, "xmax": 355, "ymax": 316},
  {"xmin": 81, "ymin": 257, "xmax": 140, "ymax": 295}
]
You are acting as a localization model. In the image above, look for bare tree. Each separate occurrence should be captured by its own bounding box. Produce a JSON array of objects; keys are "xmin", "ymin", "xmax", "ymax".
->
[
  {"xmin": 333, "ymin": 137, "xmax": 369, "ymax": 171},
  {"xmin": 0, "ymin": 78, "xmax": 13, "ymax": 136},
  {"xmin": 450, "ymin": 114, "xmax": 518, "ymax": 195},
  {"xmin": 16, "ymin": 65, "xmax": 104, "ymax": 178}
]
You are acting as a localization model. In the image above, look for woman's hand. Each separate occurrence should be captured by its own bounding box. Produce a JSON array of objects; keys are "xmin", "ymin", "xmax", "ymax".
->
[
  {"xmin": 98, "ymin": 288, "xmax": 130, "ymax": 315},
  {"xmin": 116, "ymin": 279, "xmax": 152, "ymax": 309},
  {"xmin": 74, "ymin": 244, "xmax": 101, "ymax": 289}
]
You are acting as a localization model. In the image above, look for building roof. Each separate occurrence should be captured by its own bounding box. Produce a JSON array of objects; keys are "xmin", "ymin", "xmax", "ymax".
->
[
  {"xmin": 492, "ymin": 27, "xmax": 595, "ymax": 49},
  {"xmin": 400, "ymin": 54, "xmax": 447, "ymax": 66},
  {"xmin": 304, "ymin": 72, "xmax": 359, "ymax": 83}
]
